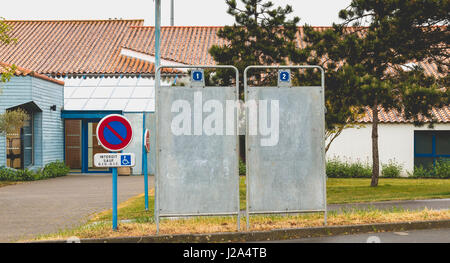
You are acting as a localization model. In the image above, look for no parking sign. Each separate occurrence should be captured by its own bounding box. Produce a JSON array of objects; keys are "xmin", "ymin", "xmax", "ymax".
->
[
  {"xmin": 96, "ymin": 114, "xmax": 133, "ymax": 152},
  {"xmin": 95, "ymin": 114, "xmax": 134, "ymax": 231}
]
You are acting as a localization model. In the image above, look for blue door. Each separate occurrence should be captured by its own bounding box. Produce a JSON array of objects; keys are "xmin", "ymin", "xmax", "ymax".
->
[
  {"xmin": 63, "ymin": 111, "xmax": 122, "ymax": 174},
  {"xmin": 82, "ymin": 120, "xmax": 112, "ymax": 173}
]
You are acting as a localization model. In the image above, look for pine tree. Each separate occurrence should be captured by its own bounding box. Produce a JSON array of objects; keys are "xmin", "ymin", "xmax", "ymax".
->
[
  {"xmin": 209, "ymin": 0, "xmax": 304, "ymax": 96},
  {"xmin": 302, "ymin": 0, "xmax": 449, "ymax": 186}
]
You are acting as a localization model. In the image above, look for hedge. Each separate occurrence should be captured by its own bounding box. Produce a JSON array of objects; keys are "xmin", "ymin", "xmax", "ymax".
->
[
  {"xmin": 0, "ymin": 161, "xmax": 70, "ymax": 181},
  {"xmin": 408, "ymin": 159, "xmax": 450, "ymax": 179},
  {"xmin": 326, "ymin": 158, "xmax": 403, "ymax": 178}
]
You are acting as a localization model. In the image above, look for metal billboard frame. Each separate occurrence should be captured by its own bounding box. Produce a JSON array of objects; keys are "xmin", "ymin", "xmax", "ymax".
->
[
  {"xmin": 244, "ymin": 65, "xmax": 327, "ymax": 230},
  {"xmin": 155, "ymin": 65, "xmax": 240, "ymax": 234}
]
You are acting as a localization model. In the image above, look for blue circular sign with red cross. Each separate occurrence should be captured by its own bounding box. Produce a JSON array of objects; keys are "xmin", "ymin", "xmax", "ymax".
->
[{"xmin": 96, "ymin": 114, "xmax": 133, "ymax": 152}]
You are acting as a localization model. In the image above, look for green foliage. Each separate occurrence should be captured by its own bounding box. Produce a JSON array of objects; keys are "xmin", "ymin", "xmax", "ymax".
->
[
  {"xmin": 327, "ymin": 158, "xmax": 402, "ymax": 178},
  {"xmin": 209, "ymin": 0, "xmax": 303, "ymax": 95},
  {"xmin": 381, "ymin": 160, "xmax": 402, "ymax": 178},
  {"xmin": 0, "ymin": 17, "xmax": 15, "ymax": 45},
  {"xmin": 0, "ymin": 18, "xmax": 17, "ymax": 83},
  {"xmin": 42, "ymin": 161, "xmax": 71, "ymax": 179},
  {"xmin": 301, "ymin": 0, "xmax": 449, "ymax": 185},
  {"xmin": 0, "ymin": 108, "xmax": 29, "ymax": 135},
  {"xmin": 239, "ymin": 158, "xmax": 246, "ymax": 175},
  {"xmin": 0, "ymin": 63, "xmax": 16, "ymax": 83},
  {"xmin": 409, "ymin": 159, "xmax": 450, "ymax": 179},
  {"xmin": 435, "ymin": 159, "xmax": 450, "ymax": 178},
  {"xmin": 0, "ymin": 161, "xmax": 70, "ymax": 181},
  {"xmin": 326, "ymin": 158, "xmax": 372, "ymax": 178},
  {"xmin": 409, "ymin": 166, "xmax": 434, "ymax": 178}
]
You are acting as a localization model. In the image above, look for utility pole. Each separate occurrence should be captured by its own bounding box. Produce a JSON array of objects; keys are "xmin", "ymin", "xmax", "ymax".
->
[
  {"xmin": 155, "ymin": 0, "xmax": 161, "ymax": 70},
  {"xmin": 170, "ymin": 0, "xmax": 174, "ymax": 26},
  {"xmin": 154, "ymin": 0, "xmax": 161, "ymax": 228}
]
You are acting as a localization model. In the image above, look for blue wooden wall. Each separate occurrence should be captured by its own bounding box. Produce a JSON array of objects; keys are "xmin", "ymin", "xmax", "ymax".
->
[{"xmin": 0, "ymin": 76, "xmax": 64, "ymax": 168}]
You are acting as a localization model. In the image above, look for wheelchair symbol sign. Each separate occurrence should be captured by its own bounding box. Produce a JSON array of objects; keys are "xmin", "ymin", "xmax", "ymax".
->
[
  {"xmin": 94, "ymin": 153, "xmax": 135, "ymax": 167},
  {"xmin": 121, "ymin": 155, "xmax": 131, "ymax": 166}
]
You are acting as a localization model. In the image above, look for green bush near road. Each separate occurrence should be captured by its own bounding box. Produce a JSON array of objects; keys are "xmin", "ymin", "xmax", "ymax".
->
[
  {"xmin": 381, "ymin": 160, "xmax": 403, "ymax": 178},
  {"xmin": 0, "ymin": 161, "xmax": 70, "ymax": 181},
  {"xmin": 239, "ymin": 159, "xmax": 246, "ymax": 175},
  {"xmin": 409, "ymin": 159, "xmax": 450, "ymax": 179},
  {"xmin": 326, "ymin": 158, "xmax": 372, "ymax": 178},
  {"xmin": 326, "ymin": 158, "xmax": 402, "ymax": 178}
]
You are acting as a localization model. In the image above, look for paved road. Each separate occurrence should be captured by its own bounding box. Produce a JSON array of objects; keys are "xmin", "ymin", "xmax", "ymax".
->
[
  {"xmin": 329, "ymin": 198, "xmax": 450, "ymax": 212},
  {"xmin": 265, "ymin": 228, "xmax": 450, "ymax": 243},
  {"xmin": 0, "ymin": 174, "xmax": 151, "ymax": 242}
]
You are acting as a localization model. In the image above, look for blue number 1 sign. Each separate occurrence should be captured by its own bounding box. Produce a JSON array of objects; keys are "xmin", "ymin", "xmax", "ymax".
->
[{"xmin": 191, "ymin": 69, "xmax": 205, "ymax": 87}]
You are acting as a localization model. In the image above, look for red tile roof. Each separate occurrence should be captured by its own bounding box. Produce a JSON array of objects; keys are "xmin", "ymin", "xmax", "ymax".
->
[
  {"xmin": 0, "ymin": 21, "xmax": 446, "ymax": 123},
  {"xmin": 0, "ymin": 22, "xmax": 445, "ymax": 78},
  {"xmin": 123, "ymin": 26, "xmax": 445, "ymax": 78},
  {"xmin": 357, "ymin": 106, "xmax": 450, "ymax": 124},
  {"xmin": 0, "ymin": 62, "xmax": 64, "ymax": 85},
  {"xmin": 0, "ymin": 20, "xmax": 157, "ymax": 76}
]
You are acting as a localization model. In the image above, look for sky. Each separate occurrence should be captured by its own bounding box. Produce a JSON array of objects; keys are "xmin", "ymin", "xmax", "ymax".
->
[{"xmin": 2, "ymin": 0, "xmax": 352, "ymax": 26}]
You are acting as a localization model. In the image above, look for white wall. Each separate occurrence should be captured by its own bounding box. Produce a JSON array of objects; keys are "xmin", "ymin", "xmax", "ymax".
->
[{"xmin": 326, "ymin": 123, "xmax": 450, "ymax": 176}]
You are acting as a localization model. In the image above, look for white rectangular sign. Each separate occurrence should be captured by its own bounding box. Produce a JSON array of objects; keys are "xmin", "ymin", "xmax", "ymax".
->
[{"xmin": 94, "ymin": 153, "xmax": 135, "ymax": 167}]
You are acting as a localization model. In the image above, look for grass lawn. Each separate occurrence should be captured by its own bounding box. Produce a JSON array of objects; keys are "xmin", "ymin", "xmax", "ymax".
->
[
  {"xmin": 28, "ymin": 177, "xmax": 450, "ymax": 241},
  {"xmin": 93, "ymin": 177, "xmax": 450, "ymax": 222},
  {"xmin": 34, "ymin": 201, "xmax": 450, "ymax": 241},
  {"xmin": 327, "ymin": 178, "xmax": 450, "ymax": 204}
]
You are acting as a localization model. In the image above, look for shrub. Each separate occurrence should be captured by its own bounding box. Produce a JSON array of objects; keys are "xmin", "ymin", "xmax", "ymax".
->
[
  {"xmin": 409, "ymin": 159, "xmax": 450, "ymax": 178},
  {"xmin": 435, "ymin": 159, "xmax": 450, "ymax": 179},
  {"xmin": 15, "ymin": 168, "xmax": 37, "ymax": 181},
  {"xmin": 42, "ymin": 161, "xmax": 70, "ymax": 179},
  {"xmin": 326, "ymin": 158, "xmax": 371, "ymax": 178},
  {"xmin": 239, "ymin": 159, "xmax": 246, "ymax": 175},
  {"xmin": 381, "ymin": 160, "xmax": 402, "ymax": 178},
  {"xmin": 327, "ymin": 158, "xmax": 403, "ymax": 178},
  {"xmin": 0, "ymin": 161, "xmax": 70, "ymax": 182},
  {"xmin": 0, "ymin": 167, "xmax": 20, "ymax": 181},
  {"xmin": 409, "ymin": 166, "xmax": 434, "ymax": 178}
]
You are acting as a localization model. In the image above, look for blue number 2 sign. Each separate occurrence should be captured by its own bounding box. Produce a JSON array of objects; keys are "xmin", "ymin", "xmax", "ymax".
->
[
  {"xmin": 278, "ymin": 69, "xmax": 291, "ymax": 87},
  {"xmin": 279, "ymin": 70, "xmax": 290, "ymax": 82}
]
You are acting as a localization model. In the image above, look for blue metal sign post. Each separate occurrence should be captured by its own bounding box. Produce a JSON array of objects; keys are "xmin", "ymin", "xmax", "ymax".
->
[
  {"xmin": 112, "ymin": 167, "xmax": 118, "ymax": 230},
  {"xmin": 96, "ymin": 114, "xmax": 134, "ymax": 231}
]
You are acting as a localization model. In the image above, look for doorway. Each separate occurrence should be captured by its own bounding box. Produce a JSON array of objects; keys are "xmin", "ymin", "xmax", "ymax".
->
[{"xmin": 65, "ymin": 119, "xmax": 111, "ymax": 173}]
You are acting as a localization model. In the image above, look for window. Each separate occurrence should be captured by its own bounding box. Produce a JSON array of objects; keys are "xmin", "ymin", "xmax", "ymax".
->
[
  {"xmin": 6, "ymin": 111, "xmax": 33, "ymax": 169},
  {"xmin": 414, "ymin": 131, "xmax": 450, "ymax": 168}
]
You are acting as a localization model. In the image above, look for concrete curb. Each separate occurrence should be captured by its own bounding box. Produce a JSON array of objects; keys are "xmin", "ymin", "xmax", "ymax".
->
[{"xmin": 33, "ymin": 219, "xmax": 450, "ymax": 243}]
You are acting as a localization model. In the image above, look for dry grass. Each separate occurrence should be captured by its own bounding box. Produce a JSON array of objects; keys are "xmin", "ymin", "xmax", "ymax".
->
[
  {"xmin": 32, "ymin": 208, "xmax": 450, "ymax": 241},
  {"xmin": 0, "ymin": 181, "xmax": 20, "ymax": 188},
  {"xmin": 27, "ymin": 178, "xmax": 450, "ymax": 242}
]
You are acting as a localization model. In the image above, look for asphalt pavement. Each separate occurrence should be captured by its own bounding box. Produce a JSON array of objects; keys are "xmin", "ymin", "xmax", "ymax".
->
[
  {"xmin": 264, "ymin": 228, "xmax": 450, "ymax": 243},
  {"xmin": 1, "ymin": 174, "xmax": 449, "ymax": 243},
  {"xmin": 328, "ymin": 198, "xmax": 450, "ymax": 212},
  {"xmin": 0, "ymin": 174, "xmax": 149, "ymax": 242}
]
